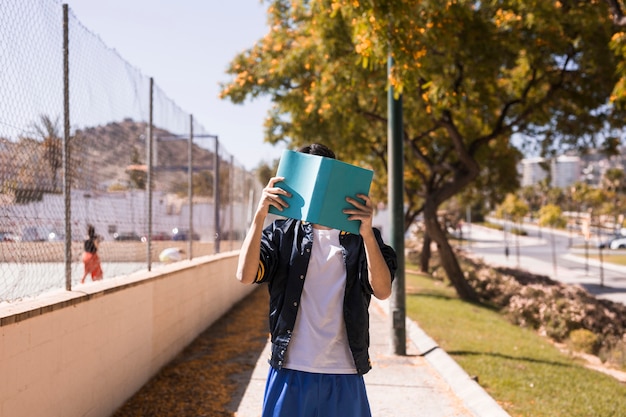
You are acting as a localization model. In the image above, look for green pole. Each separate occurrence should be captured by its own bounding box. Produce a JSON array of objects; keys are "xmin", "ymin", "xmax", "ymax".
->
[{"xmin": 388, "ymin": 55, "xmax": 406, "ymax": 355}]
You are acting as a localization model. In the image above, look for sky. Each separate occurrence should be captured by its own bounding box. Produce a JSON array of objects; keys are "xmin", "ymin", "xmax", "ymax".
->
[{"xmin": 64, "ymin": 0, "xmax": 285, "ymax": 171}]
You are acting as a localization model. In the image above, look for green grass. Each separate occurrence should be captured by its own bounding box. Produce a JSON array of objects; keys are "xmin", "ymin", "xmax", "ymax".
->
[
  {"xmin": 405, "ymin": 268, "xmax": 626, "ymax": 417},
  {"xmin": 583, "ymin": 253, "xmax": 626, "ymax": 266}
]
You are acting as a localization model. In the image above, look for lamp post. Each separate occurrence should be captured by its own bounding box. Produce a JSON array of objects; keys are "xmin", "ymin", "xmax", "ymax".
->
[{"xmin": 387, "ymin": 54, "xmax": 406, "ymax": 356}]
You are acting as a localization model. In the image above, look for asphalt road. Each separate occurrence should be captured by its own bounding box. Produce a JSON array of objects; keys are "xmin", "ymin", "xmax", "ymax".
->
[{"xmin": 460, "ymin": 221, "xmax": 626, "ymax": 306}]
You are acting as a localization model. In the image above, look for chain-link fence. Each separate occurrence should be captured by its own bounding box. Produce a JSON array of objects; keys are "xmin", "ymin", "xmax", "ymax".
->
[{"xmin": 0, "ymin": 1, "xmax": 262, "ymax": 302}]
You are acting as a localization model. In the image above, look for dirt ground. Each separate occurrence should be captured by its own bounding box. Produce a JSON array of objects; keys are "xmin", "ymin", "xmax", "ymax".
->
[{"xmin": 112, "ymin": 287, "xmax": 270, "ymax": 417}]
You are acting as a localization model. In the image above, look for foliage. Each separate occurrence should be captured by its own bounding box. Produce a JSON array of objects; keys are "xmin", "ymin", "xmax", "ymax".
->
[
  {"xmin": 170, "ymin": 171, "xmax": 213, "ymax": 197},
  {"xmin": 31, "ymin": 115, "xmax": 63, "ymax": 192},
  {"xmin": 255, "ymin": 158, "xmax": 280, "ymax": 186},
  {"xmin": 407, "ymin": 268, "xmax": 626, "ymax": 417},
  {"xmin": 568, "ymin": 328, "xmax": 600, "ymax": 355},
  {"xmin": 128, "ymin": 146, "xmax": 147, "ymax": 190},
  {"xmin": 538, "ymin": 204, "xmax": 567, "ymax": 228},
  {"xmin": 495, "ymin": 193, "xmax": 529, "ymax": 222},
  {"xmin": 461, "ymin": 255, "xmax": 626, "ymax": 354},
  {"xmin": 220, "ymin": 0, "xmax": 626, "ymax": 300}
]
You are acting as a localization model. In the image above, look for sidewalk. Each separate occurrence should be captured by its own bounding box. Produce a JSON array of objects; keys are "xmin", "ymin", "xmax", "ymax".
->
[
  {"xmin": 234, "ymin": 296, "xmax": 510, "ymax": 417},
  {"xmin": 235, "ymin": 222, "xmax": 626, "ymax": 417}
]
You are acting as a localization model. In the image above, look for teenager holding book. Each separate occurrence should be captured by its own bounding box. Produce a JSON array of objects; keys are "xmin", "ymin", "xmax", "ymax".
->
[{"xmin": 236, "ymin": 143, "xmax": 397, "ymax": 417}]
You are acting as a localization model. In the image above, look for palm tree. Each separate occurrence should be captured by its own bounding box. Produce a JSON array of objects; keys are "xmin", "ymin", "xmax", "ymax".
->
[{"xmin": 31, "ymin": 115, "xmax": 62, "ymax": 192}]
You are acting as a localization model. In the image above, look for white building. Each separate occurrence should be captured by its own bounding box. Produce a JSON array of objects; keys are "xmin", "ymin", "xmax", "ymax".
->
[
  {"xmin": 551, "ymin": 155, "xmax": 582, "ymax": 188},
  {"xmin": 520, "ymin": 157, "xmax": 548, "ymax": 187},
  {"xmin": 520, "ymin": 155, "xmax": 582, "ymax": 189}
]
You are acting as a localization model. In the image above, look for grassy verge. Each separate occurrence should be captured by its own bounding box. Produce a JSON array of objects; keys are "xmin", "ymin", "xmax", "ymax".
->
[
  {"xmin": 579, "ymin": 253, "xmax": 626, "ymax": 266},
  {"xmin": 405, "ymin": 267, "xmax": 626, "ymax": 417}
]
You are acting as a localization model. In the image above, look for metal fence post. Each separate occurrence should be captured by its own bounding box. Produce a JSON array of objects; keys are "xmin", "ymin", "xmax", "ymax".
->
[
  {"xmin": 63, "ymin": 4, "xmax": 72, "ymax": 291},
  {"xmin": 146, "ymin": 77, "xmax": 154, "ymax": 271},
  {"xmin": 230, "ymin": 155, "xmax": 234, "ymax": 250},
  {"xmin": 188, "ymin": 114, "xmax": 194, "ymax": 260},
  {"xmin": 214, "ymin": 137, "xmax": 220, "ymax": 253}
]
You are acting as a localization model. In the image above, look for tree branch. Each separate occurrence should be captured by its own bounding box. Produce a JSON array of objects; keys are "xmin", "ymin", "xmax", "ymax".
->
[{"xmin": 605, "ymin": 0, "xmax": 626, "ymax": 26}]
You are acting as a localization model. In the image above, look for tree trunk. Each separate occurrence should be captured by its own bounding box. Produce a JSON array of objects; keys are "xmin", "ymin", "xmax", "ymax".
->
[
  {"xmin": 424, "ymin": 201, "xmax": 479, "ymax": 302},
  {"xmin": 420, "ymin": 232, "xmax": 431, "ymax": 273}
]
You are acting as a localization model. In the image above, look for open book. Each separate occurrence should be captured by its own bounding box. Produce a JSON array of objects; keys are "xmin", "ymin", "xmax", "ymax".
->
[{"xmin": 268, "ymin": 150, "xmax": 374, "ymax": 234}]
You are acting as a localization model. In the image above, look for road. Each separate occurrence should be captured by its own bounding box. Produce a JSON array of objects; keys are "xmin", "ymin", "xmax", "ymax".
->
[{"xmin": 459, "ymin": 222, "xmax": 626, "ymax": 306}]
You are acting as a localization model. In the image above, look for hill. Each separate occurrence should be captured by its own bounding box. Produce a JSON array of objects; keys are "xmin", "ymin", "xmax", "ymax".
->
[{"xmin": 76, "ymin": 119, "xmax": 216, "ymax": 192}]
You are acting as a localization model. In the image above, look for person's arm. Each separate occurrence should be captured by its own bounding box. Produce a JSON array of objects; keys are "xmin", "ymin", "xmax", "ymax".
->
[
  {"xmin": 344, "ymin": 194, "xmax": 393, "ymax": 300},
  {"xmin": 236, "ymin": 177, "xmax": 291, "ymax": 284}
]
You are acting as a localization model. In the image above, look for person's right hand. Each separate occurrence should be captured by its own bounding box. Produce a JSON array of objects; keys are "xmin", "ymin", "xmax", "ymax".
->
[{"xmin": 256, "ymin": 176, "xmax": 291, "ymax": 217}]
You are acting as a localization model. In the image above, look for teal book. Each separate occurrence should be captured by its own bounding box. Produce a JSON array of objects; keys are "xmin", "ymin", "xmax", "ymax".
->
[{"xmin": 268, "ymin": 150, "xmax": 374, "ymax": 234}]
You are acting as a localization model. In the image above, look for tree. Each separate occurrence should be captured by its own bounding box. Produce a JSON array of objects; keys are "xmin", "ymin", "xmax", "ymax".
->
[
  {"xmin": 496, "ymin": 193, "xmax": 529, "ymax": 265},
  {"xmin": 127, "ymin": 146, "xmax": 147, "ymax": 190},
  {"xmin": 32, "ymin": 115, "xmax": 62, "ymax": 192},
  {"xmin": 255, "ymin": 159, "xmax": 280, "ymax": 186},
  {"xmin": 220, "ymin": 1, "xmax": 624, "ymax": 301},
  {"xmin": 538, "ymin": 203, "xmax": 567, "ymax": 276},
  {"xmin": 601, "ymin": 167, "xmax": 625, "ymax": 230}
]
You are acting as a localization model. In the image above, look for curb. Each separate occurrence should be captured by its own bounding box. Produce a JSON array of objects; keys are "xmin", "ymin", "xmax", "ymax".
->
[
  {"xmin": 372, "ymin": 298, "xmax": 511, "ymax": 417},
  {"xmin": 405, "ymin": 317, "xmax": 511, "ymax": 417}
]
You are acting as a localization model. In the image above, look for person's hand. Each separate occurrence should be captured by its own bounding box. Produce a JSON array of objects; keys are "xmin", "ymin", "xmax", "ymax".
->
[
  {"xmin": 256, "ymin": 176, "xmax": 291, "ymax": 218},
  {"xmin": 344, "ymin": 193, "xmax": 374, "ymax": 235}
]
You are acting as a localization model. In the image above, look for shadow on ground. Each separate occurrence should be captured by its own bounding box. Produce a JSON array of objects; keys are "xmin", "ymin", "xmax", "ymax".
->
[{"xmin": 113, "ymin": 286, "xmax": 270, "ymax": 417}]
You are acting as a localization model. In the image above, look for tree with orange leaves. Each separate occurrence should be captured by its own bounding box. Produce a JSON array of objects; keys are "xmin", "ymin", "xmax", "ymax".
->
[{"xmin": 221, "ymin": 0, "xmax": 625, "ymax": 301}]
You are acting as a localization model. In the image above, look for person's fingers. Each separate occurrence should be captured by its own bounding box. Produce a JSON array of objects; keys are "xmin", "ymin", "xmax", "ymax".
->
[
  {"xmin": 344, "ymin": 194, "xmax": 374, "ymax": 224},
  {"xmin": 267, "ymin": 194, "xmax": 289, "ymax": 210},
  {"xmin": 265, "ymin": 177, "xmax": 291, "ymax": 198}
]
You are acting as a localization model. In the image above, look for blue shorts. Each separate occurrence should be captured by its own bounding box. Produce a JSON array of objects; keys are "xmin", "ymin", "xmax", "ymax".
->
[{"xmin": 262, "ymin": 367, "xmax": 372, "ymax": 417}]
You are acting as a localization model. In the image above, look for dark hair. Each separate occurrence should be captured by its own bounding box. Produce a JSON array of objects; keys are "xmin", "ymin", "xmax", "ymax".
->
[
  {"xmin": 296, "ymin": 143, "xmax": 336, "ymax": 159},
  {"xmin": 87, "ymin": 224, "xmax": 96, "ymax": 239}
]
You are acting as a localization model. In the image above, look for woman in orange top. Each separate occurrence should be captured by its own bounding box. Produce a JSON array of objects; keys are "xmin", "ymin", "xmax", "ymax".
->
[{"xmin": 81, "ymin": 224, "xmax": 103, "ymax": 283}]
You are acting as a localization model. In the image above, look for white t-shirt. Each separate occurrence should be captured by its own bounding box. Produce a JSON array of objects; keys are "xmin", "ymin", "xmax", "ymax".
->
[{"xmin": 283, "ymin": 227, "xmax": 357, "ymax": 374}]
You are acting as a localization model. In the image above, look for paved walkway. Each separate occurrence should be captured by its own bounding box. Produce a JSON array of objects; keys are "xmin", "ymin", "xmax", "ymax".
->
[
  {"xmin": 235, "ymin": 223, "xmax": 626, "ymax": 416},
  {"xmin": 235, "ymin": 287, "xmax": 510, "ymax": 417},
  {"xmin": 235, "ymin": 228, "xmax": 509, "ymax": 417}
]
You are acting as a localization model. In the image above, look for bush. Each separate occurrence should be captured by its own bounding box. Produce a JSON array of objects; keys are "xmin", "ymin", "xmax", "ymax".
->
[
  {"xmin": 459, "ymin": 254, "xmax": 626, "ymax": 369},
  {"xmin": 568, "ymin": 329, "xmax": 599, "ymax": 355},
  {"xmin": 599, "ymin": 337, "xmax": 626, "ymax": 369}
]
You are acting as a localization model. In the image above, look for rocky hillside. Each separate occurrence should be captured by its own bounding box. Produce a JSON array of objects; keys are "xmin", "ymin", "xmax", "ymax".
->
[{"xmin": 75, "ymin": 119, "xmax": 216, "ymax": 191}]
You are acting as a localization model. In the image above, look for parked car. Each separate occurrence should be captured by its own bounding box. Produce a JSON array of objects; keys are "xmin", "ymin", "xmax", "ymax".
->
[
  {"xmin": 151, "ymin": 231, "xmax": 172, "ymax": 241},
  {"xmin": 113, "ymin": 232, "xmax": 143, "ymax": 241},
  {"xmin": 137, "ymin": 232, "xmax": 171, "ymax": 243},
  {"xmin": 171, "ymin": 228, "xmax": 200, "ymax": 241},
  {"xmin": 598, "ymin": 235, "xmax": 621, "ymax": 249},
  {"xmin": 0, "ymin": 231, "xmax": 20, "ymax": 242},
  {"xmin": 609, "ymin": 237, "xmax": 626, "ymax": 249},
  {"xmin": 22, "ymin": 226, "xmax": 64, "ymax": 242}
]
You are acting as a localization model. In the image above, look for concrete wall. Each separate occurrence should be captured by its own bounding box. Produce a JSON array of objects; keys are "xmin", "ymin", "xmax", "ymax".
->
[{"xmin": 0, "ymin": 251, "xmax": 254, "ymax": 417}]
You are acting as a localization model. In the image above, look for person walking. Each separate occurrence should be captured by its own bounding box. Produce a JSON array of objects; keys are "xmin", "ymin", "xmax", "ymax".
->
[
  {"xmin": 236, "ymin": 143, "xmax": 397, "ymax": 417},
  {"xmin": 81, "ymin": 224, "xmax": 103, "ymax": 283}
]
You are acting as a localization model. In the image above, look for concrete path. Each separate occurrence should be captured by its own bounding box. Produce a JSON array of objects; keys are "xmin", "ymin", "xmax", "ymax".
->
[{"xmin": 235, "ymin": 295, "xmax": 510, "ymax": 417}]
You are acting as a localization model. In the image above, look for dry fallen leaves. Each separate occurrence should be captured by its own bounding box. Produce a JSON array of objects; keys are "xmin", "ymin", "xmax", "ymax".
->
[{"xmin": 113, "ymin": 287, "xmax": 270, "ymax": 417}]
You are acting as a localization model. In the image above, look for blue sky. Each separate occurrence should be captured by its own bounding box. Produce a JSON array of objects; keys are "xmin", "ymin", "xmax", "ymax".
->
[{"xmin": 65, "ymin": 0, "xmax": 285, "ymax": 170}]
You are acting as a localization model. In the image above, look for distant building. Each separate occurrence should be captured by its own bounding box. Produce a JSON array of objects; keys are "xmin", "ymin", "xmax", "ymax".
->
[
  {"xmin": 551, "ymin": 155, "xmax": 581, "ymax": 188},
  {"xmin": 520, "ymin": 155, "xmax": 582, "ymax": 189},
  {"xmin": 520, "ymin": 157, "xmax": 548, "ymax": 187}
]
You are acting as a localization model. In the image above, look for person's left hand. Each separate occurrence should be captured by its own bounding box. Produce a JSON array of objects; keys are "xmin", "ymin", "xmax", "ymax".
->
[{"xmin": 344, "ymin": 194, "xmax": 374, "ymax": 235}]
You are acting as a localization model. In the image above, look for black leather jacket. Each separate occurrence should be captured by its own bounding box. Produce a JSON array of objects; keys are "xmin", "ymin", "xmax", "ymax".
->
[{"xmin": 254, "ymin": 218, "xmax": 397, "ymax": 375}]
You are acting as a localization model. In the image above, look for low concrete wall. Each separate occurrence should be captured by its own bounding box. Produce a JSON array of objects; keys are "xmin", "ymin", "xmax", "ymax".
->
[{"xmin": 0, "ymin": 251, "xmax": 254, "ymax": 417}]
